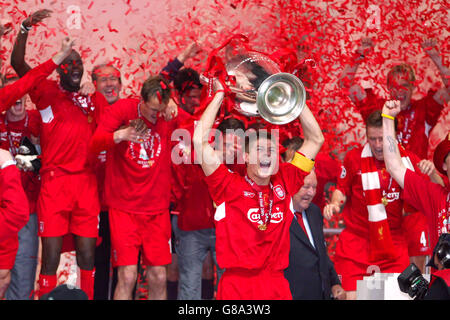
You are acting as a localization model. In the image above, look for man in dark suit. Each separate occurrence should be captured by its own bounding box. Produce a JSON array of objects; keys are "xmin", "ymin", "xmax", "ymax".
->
[{"xmin": 284, "ymin": 170, "xmax": 346, "ymax": 300}]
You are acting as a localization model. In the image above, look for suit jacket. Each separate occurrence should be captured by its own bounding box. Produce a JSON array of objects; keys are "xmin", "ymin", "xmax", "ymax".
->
[{"xmin": 284, "ymin": 203, "xmax": 341, "ymax": 300}]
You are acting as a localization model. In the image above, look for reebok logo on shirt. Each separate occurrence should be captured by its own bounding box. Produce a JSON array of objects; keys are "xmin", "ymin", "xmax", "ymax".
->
[{"xmin": 243, "ymin": 191, "xmax": 255, "ymax": 198}]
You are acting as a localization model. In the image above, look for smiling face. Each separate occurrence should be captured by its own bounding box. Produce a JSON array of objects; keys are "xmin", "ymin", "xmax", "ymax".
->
[
  {"xmin": 387, "ymin": 70, "xmax": 414, "ymax": 111},
  {"xmin": 57, "ymin": 50, "xmax": 84, "ymax": 92},
  {"xmin": 180, "ymin": 87, "xmax": 201, "ymax": 114},
  {"xmin": 7, "ymin": 98, "xmax": 26, "ymax": 118},
  {"xmin": 93, "ymin": 65, "xmax": 122, "ymax": 104},
  {"xmin": 245, "ymin": 135, "xmax": 279, "ymax": 184},
  {"xmin": 293, "ymin": 170, "xmax": 317, "ymax": 212},
  {"xmin": 4, "ymin": 77, "xmax": 26, "ymax": 120}
]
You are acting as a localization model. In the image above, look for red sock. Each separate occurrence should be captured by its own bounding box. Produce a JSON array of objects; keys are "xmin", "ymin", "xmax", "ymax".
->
[
  {"xmin": 38, "ymin": 274, "xmax": 57, "ymax": 299},
  {"xmin": 80, "ymin": 268, "xmax": 95, "ymax": 300}
]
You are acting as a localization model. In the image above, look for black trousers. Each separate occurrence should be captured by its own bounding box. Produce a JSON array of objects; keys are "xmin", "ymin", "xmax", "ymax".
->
[{"xmin": 94, "ymin": 210, "xmax": 118, "ymax": 300}]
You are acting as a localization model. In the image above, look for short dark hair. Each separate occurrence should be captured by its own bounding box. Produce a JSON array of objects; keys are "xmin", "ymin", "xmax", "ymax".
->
[
  {"xmin": 387, "ymin": 63, "xmax": 415, "ymax": 85},
  {"xmin": 282, "ymin": 136, "xmax": 304, "ymax": 150},
  {"xmin": 140, "ymin": 75, "xmax": 171, "ymax": 103},
  {"xmin": 366, "ymin": 110, "xmax": 398, "ymax": 131},
  {"xmin": 281, "ymin": 136, "xmax": 304, "ymax": 161},
  {"xmin": 245, "ymin": 129, "xmax": 274, "ymax": 153},
  {"xmin": 217, "ymin": 117, "xmax": 246, "ymax": 133},
  {"xmin": 173, "ymin": 68, "xmax": 202, "ymax": 94}
]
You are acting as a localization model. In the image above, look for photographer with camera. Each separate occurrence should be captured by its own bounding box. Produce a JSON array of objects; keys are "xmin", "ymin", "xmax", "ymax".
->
[
  {"xmin": 398, "ymin": 234, "xmax": 450, "ymax": 300},
  {"xmin": 424, "ymin": 234, "xmax": 450, "ymax": 299}
]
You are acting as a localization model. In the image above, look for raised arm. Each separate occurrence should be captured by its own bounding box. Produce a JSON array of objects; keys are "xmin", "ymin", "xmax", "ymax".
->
[
  {"xmin": 0, "ymin": 23, "xmax": 13, "ymax": 71},
  {"xmin": 0, "ymin": 37, "xmax": 74, "ymax": 113},
  {"xmin": 296, "ymin": 104, "xmax": 324, "ymax": 161},
  {"xmin": 421, "ymin": 38, "xmax": 450, "ymax": 105},
  {"xmin": 192, "ymin": 82, "xmax": 224, "ymax": 176},
  {"xmin": 338, "ymin": 37, "xmax": 374, "ymax": 103},
  {"xmin": 416, "ymin": 159, "xmax": 445, "ymax": 187},
  {"xmin": 11, "ymin": 9, "xmax": 52, "ymax": 77},
  {"xmin": 160, "ymin": 42, "xmax": 201, "ymax": 82},
  {"xmin": 382, "ymin": 100, "xmax": 407, "ymax": 188}
]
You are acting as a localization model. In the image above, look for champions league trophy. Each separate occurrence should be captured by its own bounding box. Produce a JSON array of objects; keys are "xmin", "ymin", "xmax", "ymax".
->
[{"xmin": 201, "ymin": 48, "xmax": 308, "ymax": 125}]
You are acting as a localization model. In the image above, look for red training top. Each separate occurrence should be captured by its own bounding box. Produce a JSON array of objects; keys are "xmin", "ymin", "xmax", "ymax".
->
[{"xmin": 89, "ymin": 98, "xmax": 176, "ymax": 215}]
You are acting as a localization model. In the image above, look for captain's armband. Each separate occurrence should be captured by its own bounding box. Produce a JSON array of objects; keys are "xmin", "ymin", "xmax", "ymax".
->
[{"xmin": 290, "ymin": 151, "xmax": 315, "ymax": 173}]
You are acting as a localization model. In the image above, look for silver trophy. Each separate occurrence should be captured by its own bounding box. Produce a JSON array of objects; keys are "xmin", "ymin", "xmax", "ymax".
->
[{"xmin": 201, "ymin": 50, "xmax": 307, "ymax": 125}]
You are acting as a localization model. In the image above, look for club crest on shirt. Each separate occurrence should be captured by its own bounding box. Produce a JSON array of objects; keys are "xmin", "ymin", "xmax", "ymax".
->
[
  {"xmin": 273, "ymin": 185, "xmax": 285, "ymax": 200},
  {"xmin": 127, "ymin": 129, "xmax": 161, "ymax": 168}
]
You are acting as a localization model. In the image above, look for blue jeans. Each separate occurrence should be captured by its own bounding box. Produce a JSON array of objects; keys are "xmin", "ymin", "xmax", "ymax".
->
[
  {"xmin": 5, "ymin": 214, "xmax": 39, "ymax": 300},
  {"xmin": 173, "ymin": 215, "xmax": 224, "ymax": 300}
]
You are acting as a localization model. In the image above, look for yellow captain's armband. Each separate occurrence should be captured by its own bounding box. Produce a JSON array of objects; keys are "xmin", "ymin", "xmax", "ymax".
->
[{"xmin": 290, "ymin": 152, "xmax": 315, "ymax": 173}]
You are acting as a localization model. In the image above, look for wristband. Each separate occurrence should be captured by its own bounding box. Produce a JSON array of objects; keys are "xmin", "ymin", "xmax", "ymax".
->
[
  {"xmin": 381, "ymin": 113, "xmax": 395, "ymax": 120},
  {"xmin": 1, "ymin": 159, "xmax": 16, "ymax": 170},
  {"xmin": 20, "ymin": 23, "xmax": 31, "ymax": 34},
  {"xmin": 353, "ymin": 52, "xmax": 365, "ymax": 63}
]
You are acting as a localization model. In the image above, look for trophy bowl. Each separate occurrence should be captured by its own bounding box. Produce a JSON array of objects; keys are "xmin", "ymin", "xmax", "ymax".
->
[{"xmin": 225, "ymin": 51, "xmax": 306, "ymax": 124}]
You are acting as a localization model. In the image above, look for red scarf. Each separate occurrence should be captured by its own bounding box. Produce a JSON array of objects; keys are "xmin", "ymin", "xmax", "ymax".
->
[{"xmin": 360, "ymin": 143, "xmax": 414, "ymax": 262}]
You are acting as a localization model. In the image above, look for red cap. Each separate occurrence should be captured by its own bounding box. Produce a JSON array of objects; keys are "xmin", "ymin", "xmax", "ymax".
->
[{"xmin": 433, "ymin": 133, "xmax": 450, "ymax": 175}]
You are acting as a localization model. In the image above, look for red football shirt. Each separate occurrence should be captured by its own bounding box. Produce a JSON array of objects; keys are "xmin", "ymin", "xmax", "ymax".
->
[
  {"xmin": 403, "ymin": 169, "xmax": 449, "ymax": 249},
  {"xmin": 355, "ymin": 88, "xmax": 443, "ymax": 159},
  {"xmin": 28, "ymin": 80, "xmax": 105, "ymax": 176},
  {"xmin": 204, "ymin": 162, "xmax": 307, "ymax": 271},
  {"xmin": 336, "ymin": 147, "xmax": 422, "ymax": 241},
  {"xmin": 90, "ymin": 98, "xmax": 175, "ymax": 215}
]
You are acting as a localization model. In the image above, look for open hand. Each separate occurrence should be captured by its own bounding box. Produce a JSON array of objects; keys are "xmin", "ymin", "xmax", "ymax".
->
[
  {"xmin": 129, "ymin": 118, "xmax": 148, "ymax": 135},
  {"xmin": 23, "ymin": 9, "xmax": 52, "ymax": 28},
  {"xmin": 421, "ymin": 38, "xmax": 439, "ymax": 58},
  {"xmin": 323, "ymin": 202, "xmax": 340, "ymax": 221},
  {"xmin": 178, "ymin": 42, "xmax": 201, "ymax": 63},
  {"xmin": 356, "ymin": 37, "xmax": 374, "ymax": 56},
  {"xmin": 114, "ymin": 126, "xmax": 140, "ymax": 144},
  {"xmin": 417, "ymin": 159, "xmax": 436, "ymax": 177}
]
